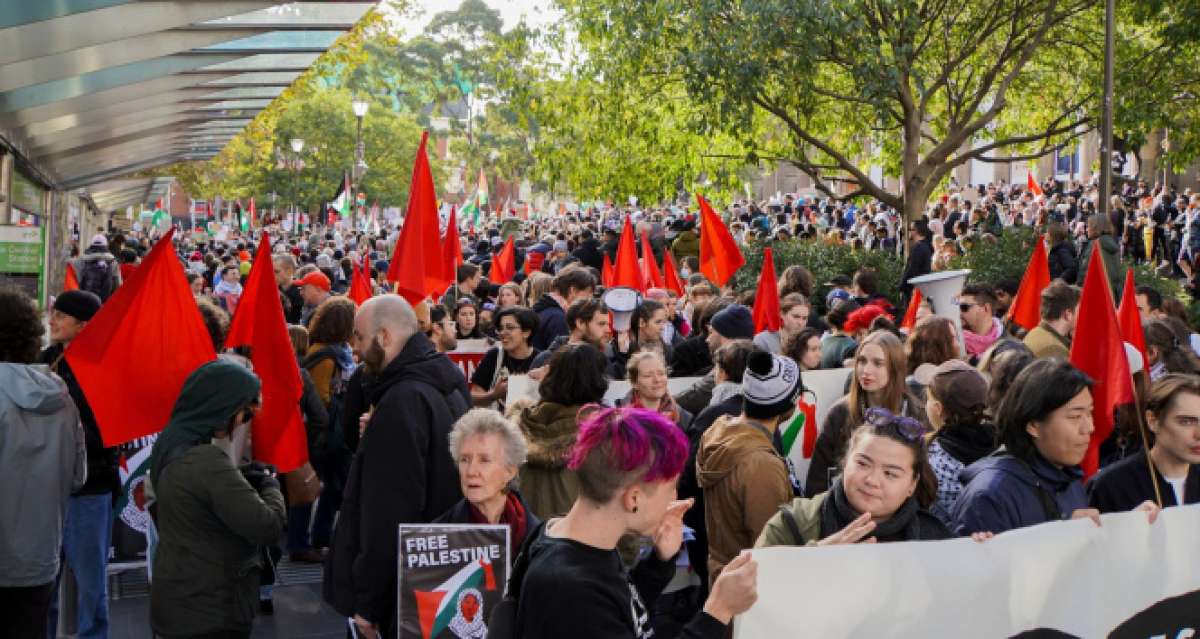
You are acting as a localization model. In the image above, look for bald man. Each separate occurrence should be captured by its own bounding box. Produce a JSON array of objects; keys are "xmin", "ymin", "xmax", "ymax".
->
[{"xmin": 324, "ymin": 295, "xmax": 470, "ymax": 639}]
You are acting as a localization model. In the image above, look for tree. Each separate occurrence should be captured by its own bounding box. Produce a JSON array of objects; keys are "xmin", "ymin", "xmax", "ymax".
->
[{"xmin": 559, "ymin": 0, "xmax": 1118, "ymax": 219}]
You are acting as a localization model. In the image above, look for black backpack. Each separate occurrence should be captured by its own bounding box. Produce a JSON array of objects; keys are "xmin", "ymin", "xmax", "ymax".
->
[
  {"xmin": 302, "ymin": 346, "xmax": 349, "ymax": 459},
  {"xmin": 80, "ymin": 258, "xmax": 112, "ymax": 301}
]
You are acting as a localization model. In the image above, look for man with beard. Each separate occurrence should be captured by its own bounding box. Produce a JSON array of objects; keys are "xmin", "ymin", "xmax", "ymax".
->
[
  {"xmin": 427, "ymin": 304, "xmax": 458, "ymax": 353},
  {"xmin": 527, "ymin": 297, "xmax": 611, "ymax": 377},
  {"xmin": 324, "ymin": 295, "xmax": 470, "ymax": 639}
]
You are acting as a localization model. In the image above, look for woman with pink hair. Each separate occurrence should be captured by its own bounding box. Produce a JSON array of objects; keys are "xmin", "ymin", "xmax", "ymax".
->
[{"xmin": 511, "ymin": 407, "xmax": 759, "ymax": 638}]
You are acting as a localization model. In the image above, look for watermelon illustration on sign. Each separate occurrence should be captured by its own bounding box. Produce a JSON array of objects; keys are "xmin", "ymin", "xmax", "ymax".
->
[{"xmin": 414, "ymin": 558, "xmax": 497, "ymax": 639}]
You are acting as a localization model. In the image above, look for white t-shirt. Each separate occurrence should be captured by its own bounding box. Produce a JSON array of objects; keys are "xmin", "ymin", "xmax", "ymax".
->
[{"xmin": 1165, "ymin": 475, "xmax": 1187, "ymax": 505}]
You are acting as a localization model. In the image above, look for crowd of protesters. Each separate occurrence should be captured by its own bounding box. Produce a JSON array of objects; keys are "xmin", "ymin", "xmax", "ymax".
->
[{"xmin": 1, "ymin": 174, "xmax": 1199, "ymax": 639}]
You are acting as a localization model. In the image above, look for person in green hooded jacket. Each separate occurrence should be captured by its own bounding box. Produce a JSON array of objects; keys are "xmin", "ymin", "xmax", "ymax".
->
[
  {"xmin": 1076, "ymin": 214, "xmax": 1124, "ymax": 296},
  {"xmin": 148, "ymin": 359, "xmax": 285, "ymax": 639}
]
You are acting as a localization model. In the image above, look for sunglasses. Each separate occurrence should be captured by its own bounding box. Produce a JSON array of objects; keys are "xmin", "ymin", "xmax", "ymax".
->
[
  {"xmin": 959, "ymin": 302, "xmax": 976, "ymax": 313},
  {"xmin": 865, "ymin": 407, "xmax": 928, "ymax": 442}
]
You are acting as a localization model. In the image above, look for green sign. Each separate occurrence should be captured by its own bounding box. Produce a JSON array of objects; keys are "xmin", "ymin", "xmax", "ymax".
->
[
  {"xmin": 0, "ymin": 225, "xmax": 45, "ymax": 303},
  {"xmin": 10, "ymin": 170, "xmax": 46, "ymax": 216}
]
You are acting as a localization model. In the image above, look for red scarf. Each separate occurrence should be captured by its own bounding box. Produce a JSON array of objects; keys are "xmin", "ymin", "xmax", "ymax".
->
[
  {"xmin": 628, "ymin": 391, "xmax": 682, "ymax": 424},
  {"xmin": 468, "ymin": 491, "xmax": 528, "ymax": 554}
]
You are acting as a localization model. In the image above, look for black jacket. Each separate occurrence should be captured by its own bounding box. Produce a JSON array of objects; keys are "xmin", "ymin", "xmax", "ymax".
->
[
  {"xmin": 571, "ymin": 238, "xmax": 604, "ymax": 270},
  {"xmin": 40, "ymin": 344, "xmax": 118, "ymax": 497},
  {"xmin": 679, "ymin": 392, "xmax": 743, "ymax": 588},
  {"xmin": 901, "ymin": 238, "xmax": 933, "ymax": 295},
  {"xmin": 1047, "ymin": 241, "xmax": 1078, "ymax": 283},
  {"xmin": 669, "ymin": 334, "xmax": 713, "ymax": 378},
  {"xmin": 323, "ymin": 333, "xmax": 470, "ymax": 628},
  {"xmin": 531, "ymin": 294, "xmax": 568, "ymax": 351},
  {"xmin": 433, "ymin": 490, "xmax": 542, "ymax": 555},
  {"xmin": 282, "ymin": 284, "xmax": 305, "ymax": 325},
  {"xmin": 1088, "ymin": 450, "xmax": 1199, "ymax": 513}
]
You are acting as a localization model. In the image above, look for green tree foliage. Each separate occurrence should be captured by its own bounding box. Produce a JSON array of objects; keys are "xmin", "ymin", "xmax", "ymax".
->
[
  {"xmin": 556, "ymin": 0, "xmax": 1200, "ymax": 218},
  {"xmin": 735, "ymin": 241, "xmax": 904, "ymax": 315}
]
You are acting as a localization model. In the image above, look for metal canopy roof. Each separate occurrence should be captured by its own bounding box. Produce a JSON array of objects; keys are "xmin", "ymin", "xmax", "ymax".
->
[{"xmin": 0, "ymin": 1, "xmax": 376, "ymax": 209}]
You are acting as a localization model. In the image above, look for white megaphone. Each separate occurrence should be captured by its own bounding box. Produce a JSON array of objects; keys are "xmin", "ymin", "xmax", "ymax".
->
[
  {"xmin": 602, "ymin": 286, "xmax": 642, "ymax": 332},
  {"xmin": 907, "ymin": 269, "xmax": 971, "ymax": 356}
]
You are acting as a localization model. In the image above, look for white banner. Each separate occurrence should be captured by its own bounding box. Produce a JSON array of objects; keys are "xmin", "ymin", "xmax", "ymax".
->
[
  {"xmin": 737, "ymin": 506, "xmax": 1200, "ymax": 638},
  {"xmin": 507, "ymin": 374, "xmax": 701, "ymax": 407}
]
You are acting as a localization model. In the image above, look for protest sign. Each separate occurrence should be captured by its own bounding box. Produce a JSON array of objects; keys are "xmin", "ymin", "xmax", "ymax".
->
[
  {"xmin": 398, "ymin": 524, "xmax": 510, "ymax": 639},
  {"xmin": 778, "ymin": 367, "xmax": 851, "ymax": 492},
  {"xmin": 737, "ymin": 506, "xmax": 1200, "ymax": 638}
]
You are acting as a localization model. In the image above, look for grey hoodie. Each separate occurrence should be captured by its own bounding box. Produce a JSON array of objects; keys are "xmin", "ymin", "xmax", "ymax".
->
[{"xmin": 0, "ymin": 364, "xmax": 86, "ymax": 587}]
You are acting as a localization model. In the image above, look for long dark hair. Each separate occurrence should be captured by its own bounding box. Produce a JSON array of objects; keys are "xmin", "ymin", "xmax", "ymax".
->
[
  {"xmin": 995, "ymin": 359, "xmax": 1093, "ymax": 463},
  {"xmin": 538, "ymin": 343, "xmax": 609, "ymax": 406}
]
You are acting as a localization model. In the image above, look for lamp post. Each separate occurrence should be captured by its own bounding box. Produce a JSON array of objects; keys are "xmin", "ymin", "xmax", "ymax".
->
[
  {"xmin": 351, "ymin": 97, "xmax": 370, "ymax": 231},
  {"xmin": 290, "ymin": 137, "xmax": 305, "ymax": 233}
]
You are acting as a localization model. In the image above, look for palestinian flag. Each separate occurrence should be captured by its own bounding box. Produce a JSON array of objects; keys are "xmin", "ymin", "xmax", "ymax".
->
[
  {"xmin": 777, "ymin": 398, "xmax": 818, "ymax": 459},
  {"xmin": 149, "ymin": 198, "xmax": 169, "ymax": 229},
  {"xmin": 414, "ymin": 558, "xmax": 497, "ymax": 639},
  {"xmin": 114, "ymin": 439, "xmax": 155, "ymax": 533}
]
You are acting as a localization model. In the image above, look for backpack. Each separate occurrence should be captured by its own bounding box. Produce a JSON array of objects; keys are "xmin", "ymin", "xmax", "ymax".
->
[
  {"xmin": 302, "ymin": 346, "xmax": 349, "ymax": 459},
  {"xmin": 80, "ymin": 257, "xmax": 113, "ymax": 301}
]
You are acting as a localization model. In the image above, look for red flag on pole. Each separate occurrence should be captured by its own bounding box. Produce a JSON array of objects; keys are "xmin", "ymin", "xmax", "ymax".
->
[
  {"xmin": 387, "ymin": 132, "xmax": 447, "ymax": 304},
  {"xmin": 349, "ymin": 260, "xmax": 372, "ymax": 306},
  {"xmin": 1006, "ymin": 236, "xmax": 1051, "ymax": 331},
  {"xmin": 662, "ymin": 251, "xmax": 685, "ymax": 297},
  {"xmin": 1069, "ymin": 244, "xmax": 1134, "ymax": 478},
  {"xmin": 900, "ymin": 288, "xmax": 923, "ymax": 330},
  {"xmin": 639, "ymin": 232, "xmax": 665, "ymax": 291},
  {"xmin": 1027, "ymin": 172, "xmax": 1044, "ymax": 197},
  {"xmin": 697, "ymin": 195, "xmax": 745, "ymax": 287},
  {"xmin": 751, "ymin": 247, "xmax": 782, "ymax": 333},
  {"xmin": 442, "ymin": 206, "xmax": 464, "ymax": 286},
  {"xmin": 602, "ymin": 253, "xmax": 614, "ymax": 288},
  {"xmin": 64, "ymin": 263, "xmax": 79, "ymax": 292},
  {"xmin": 225, "ymin": 236, "xmax": 307, "ymax": 472},
  {"xmin": 613, "ymin": 217, "xmax": 645, "ymax": 291},
  {"xmin": 1116, "ymin": 268, "xmax": 1147, "ymax": 365},
  {"xmin": 66, "ymin": 229, "xmax": 217, "ymax": 446},
  {"xmin": 491, "ymin": 237, "xmax": 516, "ymax": 284}
]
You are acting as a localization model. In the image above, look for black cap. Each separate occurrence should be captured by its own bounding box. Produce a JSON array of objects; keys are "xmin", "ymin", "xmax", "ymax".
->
[{"xmin": 54, "ymin": 290, "xmax": 102, "ymax": 322}]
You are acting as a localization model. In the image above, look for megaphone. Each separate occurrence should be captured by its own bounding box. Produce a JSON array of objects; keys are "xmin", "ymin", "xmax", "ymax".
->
[
  {"xmin": 907, "ymin": 269, "xmax": 971, "ymax": 356},
  {"xmin": 602, "ymin": 286, "xmax": 642, "ymax": 332}
]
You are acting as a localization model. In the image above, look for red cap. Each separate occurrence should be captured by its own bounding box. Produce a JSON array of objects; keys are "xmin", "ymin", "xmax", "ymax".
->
[{"xmin": 293, "ymin": 271, "xmax": 331, "ymax": 292}]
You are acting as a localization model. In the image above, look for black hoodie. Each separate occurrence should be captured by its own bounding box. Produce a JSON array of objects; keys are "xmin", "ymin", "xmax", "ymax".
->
[
  {"xmin": 571, "ymin": 237, "xmax": 604, "ymax": 270},
  {"xmin": 323, "ymin": 332, "xmax": 470, "ymax": 630}
]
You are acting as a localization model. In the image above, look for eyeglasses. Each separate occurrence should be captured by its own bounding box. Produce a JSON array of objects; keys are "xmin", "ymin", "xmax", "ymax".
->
[
  {"xmin": 959, "ymin": 302, "xmax": 976, "ymax": 313},
  {"xmin": 864, "ymin": 407, "xmax": 928, "ymax": 442}
]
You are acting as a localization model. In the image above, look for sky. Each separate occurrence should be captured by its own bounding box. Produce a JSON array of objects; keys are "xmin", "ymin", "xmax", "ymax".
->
[{"xmin": 385, "ymin": 0, "xmax": 562, "ymax": 38}]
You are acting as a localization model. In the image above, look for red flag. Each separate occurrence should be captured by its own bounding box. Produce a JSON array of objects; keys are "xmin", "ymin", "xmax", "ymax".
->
[
  {"xmin": 442, "ymin": 206, "xmax": 464, "ymax": 286},
  {"xmin": 387, "ymin": 132, "xmax": 447, "ymax": 304},
  {"xmin": 65, "ymin": 229, "xmax": 216, "ymax": 446},
  {"xmin": 225, "ymin": 236, "xmax": 307, "ymax": 472},
  {"xmin": 1027, "ymin": 172, "xmax": 1044, "ymax": 197},
  {"xmin": 612, "ymin": 217, "xmax": 645, "ymax": 291},
  {"xmin": 900, "ymin": 288, "xmax": 923, "ymax": 330},
  {"xmin": 751, "ymin": 247, "xmax": 781, "ymax": 333},
  {"xmin": 1116, "ymin": 268, "xmax": 1147, "ymax": 365},
  {"xmin": 349, "ymin": 260, "xmax": 372, "ymax": 306},
  {"xmin": 639, "ymin": 232, "xmax": 665, "ymax": 291},
  {"xmin": 662, "ymin": 251, "xmax": 685, "ymax": 296},
  {"xmin": 697, "ymin": 195, "xmax": 745, "ymax": 286},
  {"xmin": 1069, "ymin": 243, "xmax": 1134, "ymax": 478},
  {"xmin": 64, "ymin": 263, "xmax": 79, "ymax": 292},
  {"xmin": 1006, "ymin": 236, "xmax": 1050, "ymax": 331},
  {"xmin": 602, "ymin": 253, "xmax": 614, "ymax": 288},
  {"xmin": 491, "ymin": 236, "xmax": 516, "ymax": 284},
  {"xmin": 248, "ymin": 197, "xmax": 257, "ymax": 227}
]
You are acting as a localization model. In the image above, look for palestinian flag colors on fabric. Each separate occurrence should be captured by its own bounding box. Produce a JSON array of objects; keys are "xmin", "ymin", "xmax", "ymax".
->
[
  {"xmin": 777, "ymin": 398, "xmax": 819, "ymax": 486},
  {"xmin": 399, "ymin": 525, "xmax": 510, "ymax": 639},
  {"xmin": 114, "ymin": 436, "xmax": 156, "ymax": 534}
]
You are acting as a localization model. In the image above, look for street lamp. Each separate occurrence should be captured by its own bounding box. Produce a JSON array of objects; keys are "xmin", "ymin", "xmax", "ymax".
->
[
  {"xmin": 290, "ymin": 138, "xmax": 305, "ymax": 232},
  {"xmin": 351, "ymin": 98, "xmax": 370, "ymax": 231}
]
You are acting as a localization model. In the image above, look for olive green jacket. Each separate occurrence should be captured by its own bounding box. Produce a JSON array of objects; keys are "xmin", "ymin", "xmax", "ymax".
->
[
  {"xmin": 755, "ymin": 493, "xmax": 827, "ymax": 548},
  {"xmin": 149, "ymin": 445, "xmax": 285, "ymax": 636}
]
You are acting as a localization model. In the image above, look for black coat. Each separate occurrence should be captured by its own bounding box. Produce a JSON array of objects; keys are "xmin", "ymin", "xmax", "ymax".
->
[
  {"xmin": 680, "ymin": 392, "xmax": 743, "ymax": 589},
  {"xmin": 433, "ymin": 490, "xmax": 542, "ymax": 555},
  {"xmin": 901, "ymin": 239, "xmax": 933, "ymax": 295},
  {"xmin": 669, "ymin": 334, "xmax": 713, "ymax": 378},
  {"xmin": 571, "ymin": 238, "xmax": 604, "ymax": 270},
  {"xmin": 1088, "ymin": 450, "xmax": 1199, "ymax": 513},
  {"xmin": 323, "ymin": 333, "xmax": 470, "ymax": 628},
  {"xmin": 40, "ymin": 344, "xmax": 118, "ymax": 497},
  {"xmin": 1047, "ymin": 241, "xmax": 1078, "ymax": 283}
]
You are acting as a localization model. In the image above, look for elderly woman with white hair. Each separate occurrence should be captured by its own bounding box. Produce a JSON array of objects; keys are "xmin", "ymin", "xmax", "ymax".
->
[{"xmin": 435, "ymin": 409, "xmax": 541, "ymax": 554}]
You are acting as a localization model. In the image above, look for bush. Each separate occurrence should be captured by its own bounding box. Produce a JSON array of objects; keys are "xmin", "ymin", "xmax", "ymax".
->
[
  {"xmin": 946, "ymin": 226, "xmax": 1040, "ymax": 288},
  {"xmin": 734, "ymin": 240, "xmax": 904, "ymax": 315}
]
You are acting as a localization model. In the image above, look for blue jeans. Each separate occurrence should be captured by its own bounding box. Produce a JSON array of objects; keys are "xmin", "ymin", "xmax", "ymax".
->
[
  {"xmin": 48, "ymin": 494, "xmax": 111, "ymax": 639},
  {"xmin": 287, "ymin": 504, "xmax": 314, "ymax": 554},
  {"xmin": 310, "ymin": 453, "xmax": 348, "ymax": 549}
]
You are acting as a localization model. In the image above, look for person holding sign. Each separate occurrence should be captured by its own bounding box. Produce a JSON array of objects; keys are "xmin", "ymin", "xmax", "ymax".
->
[
  {"xmin": 435, "ymin": 409, "xmax": 540, "ymax": 555},
  {"xmin": 756, "ymin": 408, "xmax": 951, "ymax": 547},
  {"xmin": 513, "ymin": 407, "xmax": 759, "ymax": 638},
  {"xmin": 470, "ymin": 307, "xmax": 541, "ymax": 410},
  {"xmin": 1088, "ymin": 374, "xmax": 1200, "ymax": 511}
]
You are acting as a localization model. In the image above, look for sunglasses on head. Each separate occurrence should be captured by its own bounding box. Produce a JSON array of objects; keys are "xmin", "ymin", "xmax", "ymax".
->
[{"xmin": 864, "ymin": 407, "xmax": 928, "ymax": 442}]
